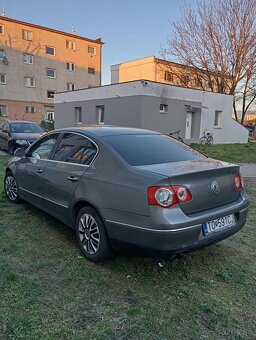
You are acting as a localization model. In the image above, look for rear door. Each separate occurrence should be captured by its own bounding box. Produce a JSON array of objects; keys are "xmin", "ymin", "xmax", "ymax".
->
[
  {"xmin": 16, "ymin": 133, "xmax": 60, "ymax": 207},
  {"xmin": 42, "ymin": 133, "xmax": 98, "ymax": 221}
]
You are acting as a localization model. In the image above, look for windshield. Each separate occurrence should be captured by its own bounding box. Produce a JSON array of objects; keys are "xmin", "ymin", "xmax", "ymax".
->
[
  {"xmin": 104, "ymin": 134, "xmax": 206, "ymax": 166},
  {"xmin": 10, "ymin": 122, "xmax": 45, "ymax": 134}
]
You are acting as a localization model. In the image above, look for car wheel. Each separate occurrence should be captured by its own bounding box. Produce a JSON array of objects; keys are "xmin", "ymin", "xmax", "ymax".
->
[
  {"xmin": 75, "ymin": 206, "xmax": 112, "ymax": 262},
  {"xmin": 4, "ymin": 172, "xmax": 21, "ymax": 203}
]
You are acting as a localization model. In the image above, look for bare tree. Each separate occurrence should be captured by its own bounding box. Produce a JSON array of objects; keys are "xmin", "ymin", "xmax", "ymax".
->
[{"xmin": 161, "ymin": 0, "xmax": 256, "ymax": 124}]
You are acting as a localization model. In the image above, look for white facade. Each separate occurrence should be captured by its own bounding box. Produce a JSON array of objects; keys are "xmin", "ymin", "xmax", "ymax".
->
[{"xmin": 55, "ymin": 80, "xmax": 248, "ymax": 144}]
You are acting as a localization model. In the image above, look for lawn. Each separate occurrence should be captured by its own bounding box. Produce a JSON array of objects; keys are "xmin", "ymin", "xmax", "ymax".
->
[
  {"xmin": 191, "ymin": 142, "xmax": 256, "ymax": 163},
  {"xmin": 0, "ymin": 155, "xmax": 255, "ymax": 339}
]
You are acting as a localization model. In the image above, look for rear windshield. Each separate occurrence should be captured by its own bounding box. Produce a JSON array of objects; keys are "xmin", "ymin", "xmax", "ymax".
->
[
  {"xmin": 10, "ymin": 122, "xmax": 44, "ymax": 134},
  {"xmin": 104, "ymin": 134, "xmax": 205, "ymax": 166}
]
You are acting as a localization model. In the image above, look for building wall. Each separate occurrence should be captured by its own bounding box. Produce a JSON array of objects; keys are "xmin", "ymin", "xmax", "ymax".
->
[
  {"xmin": 111, "ymin": 56, "xmax": 217, "ymax": 91},
  {"xmin": 0, "ymin": 16, "xmax": 102, "ymax": 122},
  {"xmin": 55, "ymin": 80, "xmax": 248, "ymax": 144},
  {"xmin": 111, "ymin": 57, "xmax": 156, "ymax": 83}
]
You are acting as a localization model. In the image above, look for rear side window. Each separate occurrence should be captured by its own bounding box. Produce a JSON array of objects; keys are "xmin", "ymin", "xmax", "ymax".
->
[
  {"xmin": 104, "ymin": 134, "xmax": 205, "ymax": 166},
  {"xmin": 53, "ymin": 133, "xmax": 97, "ymax": 165}
]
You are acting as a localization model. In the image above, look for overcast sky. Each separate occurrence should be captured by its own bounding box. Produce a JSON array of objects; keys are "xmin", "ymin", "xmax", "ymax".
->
[{"xmin": 2, "ymin": 0, "xmax": 197, "ymax": 84}]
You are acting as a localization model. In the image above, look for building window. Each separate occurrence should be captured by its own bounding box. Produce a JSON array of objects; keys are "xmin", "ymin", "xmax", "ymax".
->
[
  {"xmin": 66, "ymin": 62, "xmax": 75, "ymax": 71},
  {"xmin": 75, "ymin": 107, "xmax": 82, "ymax": 124},
  {"xmin": 66, "ymin": 40, "xmax": 76, "ymax": 50},
  {"xmin": 181, "ymin": 75, "xmax": 190, "ymax": 85},
  {"xmin": 46, "ymin": 68, "xmax": 56, "ymax": 78},
  {"xmin": 96, "ymin": 106, "xmax": 104, "ymax": 124},
  {"xmin": 159, "ymin": 104, "xmax": 168, "ymax": 113},
  {"xmin": 24, "ymin": 77, "xmax": 35, "ymax": 87},
  {"xmin": 45, "ymin": 111, "xmax": 54, "ymax": 121},
  {"xmin": 22, "ymin": 29, "xmax": 33, "ymax": 41},
  {"xmin": 0, "ymin": 73, "xmax": 7, "ymax": 84},
  {"xmin": 23, "ymin": 53, "xmax": 34, "ymax": 64},
  {"xmin": 67, "ymin": 83, "xmax": 75, "ymax": 91},
  {"xmin": 47, "ymin": 90, "xmax": 55, "ymax": 99},
  {"xmin": 0, "ymin": 49, "xmax": 5, "ymax": 59},
  {"xmin": 46, "ymin": 46, "xmax": 55, "ymax": 56},
  {"xmin": 88, "ymin": 67, "xmax": 95, "ymax": 74},
  {"xmin": 164, "ymin": 71, "xmax": 174, "ymax": 82},
  {"xmin": 88, "ymin": 46, "xmax": 96, "ymax": 55},
  {"xmin": 0, "ymin": 24, "xmax": 4, "ymax": 35},
  {"xmin": 214, "ymin": 110, "xmax": 222, "ymax": 127},
  {"xmin": 0, "ymin": 104, "xmax": 8, "ymax": 116},
  {"xmin": 25, "ymin": 106, "xmax": 36, "ymax": 113}
]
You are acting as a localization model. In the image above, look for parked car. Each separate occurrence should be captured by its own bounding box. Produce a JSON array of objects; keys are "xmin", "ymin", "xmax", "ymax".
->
[
  {"xmin": 4, "ymin": 126, "xmax": 250, "ymax": 262},
  {"xmin": 0, "ymin": 118, "xmax": 46, "ymax": 154}
]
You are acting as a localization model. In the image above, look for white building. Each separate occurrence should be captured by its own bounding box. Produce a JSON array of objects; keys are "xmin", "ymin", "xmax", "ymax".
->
[{"xmin": 54, "ymin": 80, "xmax": 248, "ymax": 144}]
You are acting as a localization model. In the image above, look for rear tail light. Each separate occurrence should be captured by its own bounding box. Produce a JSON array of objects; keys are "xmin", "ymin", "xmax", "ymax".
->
[
  {"xmin": 148, "ymin": 185, "xmax": 192, "ymax": 208},
  {"xmin": 234, "ymin": 173, "xmax": 244, "ymax": 190}
]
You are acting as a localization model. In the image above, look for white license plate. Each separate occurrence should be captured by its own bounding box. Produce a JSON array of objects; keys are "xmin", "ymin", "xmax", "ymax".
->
[{"xmin": 203, "ymin": 214, "xmax": 235, "ymax": 236}]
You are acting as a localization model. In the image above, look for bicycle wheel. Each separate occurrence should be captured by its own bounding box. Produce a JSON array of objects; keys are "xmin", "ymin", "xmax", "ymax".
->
[{"xmin": 200, "ymin": 137, "xmax": 207, "ymax": 144}]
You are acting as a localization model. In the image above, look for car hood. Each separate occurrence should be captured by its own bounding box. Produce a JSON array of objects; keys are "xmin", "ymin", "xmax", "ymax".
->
[{"xmin": 12, "ymin": 132, "xmax": 44, "ymax": 141}]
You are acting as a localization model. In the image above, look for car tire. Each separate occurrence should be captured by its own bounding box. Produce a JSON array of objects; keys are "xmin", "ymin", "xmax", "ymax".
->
[
  {"xmin": 4, "ymin": 172, "xmax": 21, "ymax": 203},
  {"xmin": 75, "ymin": 206, "xmax": 112, "ymax": 262}
]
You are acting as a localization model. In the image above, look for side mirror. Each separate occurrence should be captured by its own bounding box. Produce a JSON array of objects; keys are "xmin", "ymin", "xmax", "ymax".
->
[{"xmin": 14, "ymin": 148, "xmax": 26, "ymax": 157}]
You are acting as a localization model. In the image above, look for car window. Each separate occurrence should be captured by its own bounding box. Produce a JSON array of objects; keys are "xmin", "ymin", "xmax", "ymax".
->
[
  {"xmin": 104, "ymin": 134, "xmax": 206, "ymax": 166},
  {"xmin": 29, "ymin": 134, "xmax": 59, "ymax": 160},
  {"xmin": 10, "ymin": 122, "xmax": 44, "ymax": 133},
  {"xmin": 53, "ymin": 133, "xmax": 97, "ymax": 165}
]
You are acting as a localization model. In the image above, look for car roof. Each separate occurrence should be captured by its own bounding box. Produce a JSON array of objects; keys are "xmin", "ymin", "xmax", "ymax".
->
[{"xmin": 55, "ymin": 125, "xmax": 161, "ymax": 137}]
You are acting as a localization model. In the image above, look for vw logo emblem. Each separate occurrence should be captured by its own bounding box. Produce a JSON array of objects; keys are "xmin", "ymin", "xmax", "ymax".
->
[{"xmin": 211, "ymin": 181, "xmax": 220, "ymax": 194}]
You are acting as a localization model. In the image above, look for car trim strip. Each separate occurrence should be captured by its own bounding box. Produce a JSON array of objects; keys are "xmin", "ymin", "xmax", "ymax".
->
[
  {"xmin": 105, "ymin": 219, "xmax": 201, "ymax": 233},
  {"xmin": 43, "ymin": 196, "xmax": 68, "ymax": 208},
  {"xmin": 20, "ymin": 187, "xmax": 68, "ymax": 208},
  {"xmin": 19, "ymin": 187, "xmax": 42, "ymax": 198}
]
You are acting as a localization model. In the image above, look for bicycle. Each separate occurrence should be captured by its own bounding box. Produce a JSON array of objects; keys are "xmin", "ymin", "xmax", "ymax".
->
[
  {"xmin": 169, "ymin": 129, "xmax": 184, "ymax": 143},
  {"xmin": 200, "ymin": 130, "xmax": 213, "ymax": 144}
]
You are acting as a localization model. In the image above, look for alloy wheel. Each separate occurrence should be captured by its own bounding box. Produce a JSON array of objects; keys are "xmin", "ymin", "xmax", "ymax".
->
[
  {"xmin": 5, "ymin": 175, "xmax": 18, "ymax": 201},
  {"xmin": 78, "ymin": 214, "xmax": 100, "ymax": 255}
]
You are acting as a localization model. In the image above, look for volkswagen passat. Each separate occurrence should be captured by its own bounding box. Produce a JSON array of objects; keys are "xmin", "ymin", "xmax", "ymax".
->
[{"xmin": 4, "ymin": 127, "xmax": 250, "ymax": 262}]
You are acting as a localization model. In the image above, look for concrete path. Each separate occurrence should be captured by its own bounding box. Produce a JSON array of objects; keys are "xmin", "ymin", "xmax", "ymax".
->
[{"xmin": 239, "ymin": 163, "xmax": 256, "ymax": 178}]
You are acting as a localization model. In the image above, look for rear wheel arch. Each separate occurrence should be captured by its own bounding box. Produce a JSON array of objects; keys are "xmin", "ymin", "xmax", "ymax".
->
[{"xmin": 72, "ymin": 200, "xmax": 106, "ymax": 229}]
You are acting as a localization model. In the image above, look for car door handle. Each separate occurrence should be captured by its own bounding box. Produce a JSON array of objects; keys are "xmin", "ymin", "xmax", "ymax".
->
[
  {"xmin": 36, "ymin": 169, "xmax": 43, "ymax": 174},
  {"xmin": 68, "ymin": 176, "xmax": 78, "ymax": 182}
]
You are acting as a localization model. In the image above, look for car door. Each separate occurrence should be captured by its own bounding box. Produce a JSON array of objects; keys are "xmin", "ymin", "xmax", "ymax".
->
[
  {"xmin": 43, "ymin": 132, "xmax": 97, "ymax": 221},
  {"xmin": 16, "ymin": 133, "xmax": 60, "ymax": 208}
]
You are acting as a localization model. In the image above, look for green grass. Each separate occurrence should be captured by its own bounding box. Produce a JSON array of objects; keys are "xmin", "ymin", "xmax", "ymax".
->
[
  {"xmin": 191, "ymin": 142, "xmax": 256, "ymax": 163},
  {"xmin": 0, "ymin": 155, "xmax": 256, "ymax": 339}
]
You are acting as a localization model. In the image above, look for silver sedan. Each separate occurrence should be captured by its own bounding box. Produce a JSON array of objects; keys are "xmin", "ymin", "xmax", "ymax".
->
[{"xmin": 4, "ymin": 127, "xmax": 250, "ymax": 262}]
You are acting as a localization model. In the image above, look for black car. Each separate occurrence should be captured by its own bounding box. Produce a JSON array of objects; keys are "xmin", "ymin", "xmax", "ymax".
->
[{"xmin": 0, "ymin": 118, "xmax": 46, "ymax": 154}]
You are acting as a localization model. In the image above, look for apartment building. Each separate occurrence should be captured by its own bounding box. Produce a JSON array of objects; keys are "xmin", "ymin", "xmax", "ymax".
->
[
  {"xmin": 111, "ymin": 56, "xmax": 214, "ymax": 91},
  {"xmin": 0, "ymin": 16, "xmax": 102, "ymax": 122}
]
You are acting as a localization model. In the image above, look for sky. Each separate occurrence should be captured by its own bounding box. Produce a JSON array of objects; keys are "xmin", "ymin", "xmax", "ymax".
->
[{"xmin": 1, "ymin": 0, "xmax": 197, "ymax": 84}]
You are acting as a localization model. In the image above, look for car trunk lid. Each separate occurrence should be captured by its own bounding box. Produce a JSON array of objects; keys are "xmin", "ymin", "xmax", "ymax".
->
[{"xmin": 135, "ymin": 159, "xmax": 240, "ymax": 214}]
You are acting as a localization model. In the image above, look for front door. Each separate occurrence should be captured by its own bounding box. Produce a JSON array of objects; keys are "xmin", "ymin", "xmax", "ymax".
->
[
  {"xmin": 185, "ymin": 113, "xmax": 193, "ymax": 140},
  {"xmin": 16, "ymin": 133, "xmax": 60, "ymax": 207}
]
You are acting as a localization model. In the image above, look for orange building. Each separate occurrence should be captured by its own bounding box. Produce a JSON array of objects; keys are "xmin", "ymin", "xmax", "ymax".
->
[
  {"xmin": 0, "ymin": 16, "xmax": 103, "ymax": 122},
  {"xmin": 111, "ymin": 56, "xmax": 216, "ymax": 91}
]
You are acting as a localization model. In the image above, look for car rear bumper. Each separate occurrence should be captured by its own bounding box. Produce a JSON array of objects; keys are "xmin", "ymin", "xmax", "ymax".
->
[{"xmin": 104, "ymin": 197, "xmax": 250, "ymax": 254}]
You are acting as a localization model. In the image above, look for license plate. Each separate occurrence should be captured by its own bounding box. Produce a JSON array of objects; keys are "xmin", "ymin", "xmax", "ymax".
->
[{"xmin": 203, "ymin": 214, "xmax": 235, "ymax": 236}]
